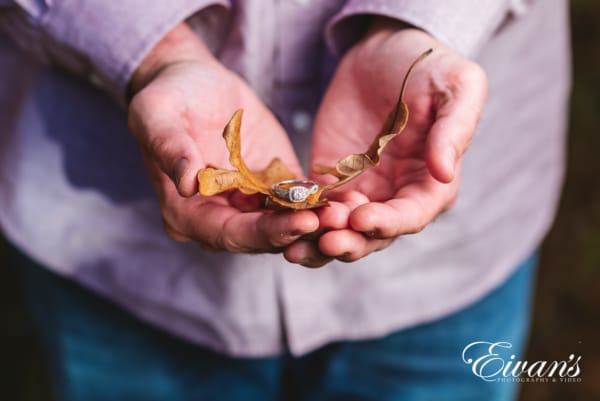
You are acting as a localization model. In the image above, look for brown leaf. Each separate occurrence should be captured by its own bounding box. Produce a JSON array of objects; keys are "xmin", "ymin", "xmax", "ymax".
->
[
  {"xmin": 222, "ymin": 109, "xmax": 268, "ymax": 193},
  {"xmin": 198, "ymin": 110, "xmax": 326, "ymax": 208},
  {"xmin": 254, "ymin": 158, "xmax": 296, "ymax": 186},
  {"xmin": 312, "ymin": 48, "xmax": 432, "ymax": 195},
  {"xmin": 197, "ymin": 168, "xmax": 247, "ymax": 195},
  {"xmin": 199, "ymin": 110, "xmax": 280, "ymax": 197},
  {"xmin": 197, "ymin": 49, "xmax": 431, "ymax": 210}
]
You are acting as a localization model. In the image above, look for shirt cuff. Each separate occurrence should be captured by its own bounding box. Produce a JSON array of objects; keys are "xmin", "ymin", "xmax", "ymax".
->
[
  {"xmin": 326, "ymin": 0, "xmax": 516, "ymax": 57},
  {"xmin": 41, "ymin": 0, "xmax": 229, "ymax": 104}
]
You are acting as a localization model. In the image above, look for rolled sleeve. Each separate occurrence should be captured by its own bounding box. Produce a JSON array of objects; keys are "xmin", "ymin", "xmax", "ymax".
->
[
  {"xmin": 327, "ymin": 0, "xmax": 522, "ymax": 57},
  {"xmin": 1, "ymin": 0, "xmax": 229, "ymax": 103}
]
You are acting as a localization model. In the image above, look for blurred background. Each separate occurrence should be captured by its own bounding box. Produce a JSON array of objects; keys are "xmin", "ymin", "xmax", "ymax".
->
[{"xmin": 1, "ymin": 1, "xmax": 599, "ymax": 400}]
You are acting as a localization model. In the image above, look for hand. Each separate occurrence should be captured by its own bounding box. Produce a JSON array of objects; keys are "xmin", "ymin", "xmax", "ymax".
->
[
  {"xmin": 285, "ymin": 19, "xmax": 488, "ymax": 266},
  {"xmin": 128, "ymin": 24, "xmax": 318, "ymax": 252}
]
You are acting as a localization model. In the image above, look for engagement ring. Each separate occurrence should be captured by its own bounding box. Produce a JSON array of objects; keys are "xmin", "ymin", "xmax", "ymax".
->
[{"xmin": 271, "ymin": 179, "xmax": 319, "ymax": 203}]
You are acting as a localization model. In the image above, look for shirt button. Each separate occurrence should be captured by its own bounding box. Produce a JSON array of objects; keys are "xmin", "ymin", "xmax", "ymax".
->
[{"xmin": 291, "ymin": 110, "xmax": 312, "ymax": 133}]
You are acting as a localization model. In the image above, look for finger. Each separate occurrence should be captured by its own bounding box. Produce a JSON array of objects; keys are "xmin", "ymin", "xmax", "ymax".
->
[
  {"xmin": 299, "ymin": 201, "xmax": 349, "ymax": 242},
  {"xmin": 318, "ymin": 229, "xmax": 394, "ymax": 262},
  {"xmin": 149, "ymin": 132, "xmax": 203, "ymax": 198},
  {"xmin": 425, "ymin": 63, "xmax": 488, "ymax": 183},
  {"xmin": 129, "ymin": 110, "xmax": 204, "ymax": 197},
  {"xmin": 315, "ymin": 201, "xmax": 350, "ymax": 231},
  {"xmin": 349, "ymin": 181, "xmax": 454, "ymax": 238},
  {"xmin": 180, "ymin": 205, "xmax": 319, "ymax": 252},
  {"xmin": 284, "ymin": 240, "xmax": 334, "ymax": 268},
  {"xmin": 300, "ymin": 190, "xmax": 369, "ymax": 241},
  {"xmin": 316, "ymin": 190, "xmax": 369, "ymax": 230}
]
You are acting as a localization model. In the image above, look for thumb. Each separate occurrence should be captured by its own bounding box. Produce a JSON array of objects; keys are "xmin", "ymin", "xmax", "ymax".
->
[
  {"xmin": 147, "ymin": 132, "xmax": 203, "ymax": 197},
  {"xmin": 425, "ymin": 63, "xmax": 488, "ymax": 183},
  {"xmin": 129, "ymin": 112, "xmax": 204, "ymax": 197}
]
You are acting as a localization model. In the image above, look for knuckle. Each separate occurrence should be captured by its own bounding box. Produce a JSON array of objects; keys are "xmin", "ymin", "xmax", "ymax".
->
[
  {"xmin": 219, "ymin": 233, "xmax": 245, "ymax": 253},
  {"xmin": 460, "ymin": 61, "xmax": 487, "ymax": 88},
  {"xmin": 268, "ymin": 233, "xmax": 290, "ymax": 249},
  {"xmin": 162, "ymin": 221, "xmax": 190, "ymax": 243},
  {"xmin": 408, "ymin": 213, "xmax": 428, "ymax": 235},
  {"xmin": 407, "ymin": 200, "xmax": 433, "ymax": 234},
  {"xmin": 160, "ymin": 209, "xmax": 179, "ymax": 228},
  {"xmin": 409, "ymin": 93, "xmax": 434, "ymax": 119},
  {"xmin": 147, "ymin": 138, "xmax": 193, "ymax": 181},
  {"xmin": 147, "ymin": 135, "xmax": 171, "ymax": 160},
  {"xmin": 258, "ymin": 215, "xmax": 290, "ymax": 249},
  {"xmin": 198, "ymin": 242, "xmax": 220, "ymax": 253}
]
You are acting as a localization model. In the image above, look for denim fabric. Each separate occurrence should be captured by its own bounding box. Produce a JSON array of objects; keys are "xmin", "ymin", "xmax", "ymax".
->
[{"xmin": 14, "ymin": 250, "xmax": 537, "ymax": 401}]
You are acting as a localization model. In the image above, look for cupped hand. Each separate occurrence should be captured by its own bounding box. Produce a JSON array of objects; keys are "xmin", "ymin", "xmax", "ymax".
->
[
  {"xmin": 128, "ymin": 24, "xmax": 318, "ymax": 252},
  {"xmin": 285, "ymin": 19, "xmax": 487, "ymax": 266}
]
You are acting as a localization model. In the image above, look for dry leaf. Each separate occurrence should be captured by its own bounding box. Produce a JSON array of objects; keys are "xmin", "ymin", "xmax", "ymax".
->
[
  {"xmin": 197, "ymin": 49, "xmax": 432, "ymax": 209},
  {"xmin": 197, "ymin": 110, "xmax": 327, "ymax": 209},
  {"xmin": 310, "ymin": 48, "xmax": 432, "ymax": 199}
]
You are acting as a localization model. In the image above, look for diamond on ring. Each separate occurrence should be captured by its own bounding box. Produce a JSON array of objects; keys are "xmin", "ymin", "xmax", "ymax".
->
[
  {"xmin": 272, "ymin": 179, "xmax": 319, "ymax": 203},
  {"xmin": 288, "ymin": 186, "xmax": 310, "ymax": 202}
]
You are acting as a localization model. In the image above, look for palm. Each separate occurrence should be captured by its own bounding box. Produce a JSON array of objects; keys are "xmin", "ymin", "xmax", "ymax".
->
[
  {"xmin": 312, "ymin": 32, "xmax": 467, "ymax": 203},
  {"xmin": 132, "ymin": 62, "xmax": 301, "ymax": 182},
  {"xmin": 286, "ymin": 27, "xmax": 487, "ymax": 265},
  {"xmin": 129, "ymin": 61, "xmax": 318, "ymax": 251}
]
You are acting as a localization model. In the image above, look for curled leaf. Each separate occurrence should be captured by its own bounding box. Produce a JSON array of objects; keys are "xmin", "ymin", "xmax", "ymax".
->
[
  {"xmin": 222, "ymin": 109, "xmax": 268, "ymax": 192},
  {"xmin": 311, "ymin": 48, "xmax": 432, "ymax": 197},
  {"xmin": 197, "ymin": 110, "xmax": 327, "ymax": 209},
  {"xmin": 197, "ymin": 168, "xmax": 247, "ymax": 195},
  {"xmin": 197, "ymin": 49, "xmax": 432, "ymax": 209}
]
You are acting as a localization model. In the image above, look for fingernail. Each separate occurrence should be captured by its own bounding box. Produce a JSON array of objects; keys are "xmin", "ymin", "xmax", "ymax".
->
[{"xmin": 173, "ymin": 158, "xmax": 189, "ymax": 187}]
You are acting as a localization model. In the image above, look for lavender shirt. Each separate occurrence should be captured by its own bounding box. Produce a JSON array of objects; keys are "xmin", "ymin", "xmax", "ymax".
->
[{"xmin": 0, "ymin": 0, "xmax": 570, "ymax": 356}]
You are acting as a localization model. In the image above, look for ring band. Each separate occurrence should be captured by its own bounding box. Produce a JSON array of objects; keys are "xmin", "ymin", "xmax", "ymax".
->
[{"xmin": 271, "ymin": 179, "xmax": 319, "ymax": 203}]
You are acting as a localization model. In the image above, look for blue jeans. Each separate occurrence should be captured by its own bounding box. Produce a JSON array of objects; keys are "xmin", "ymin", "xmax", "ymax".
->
[{"xmin": 13, "ymin": 249, "xmax": 537, "ymax": 401}]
